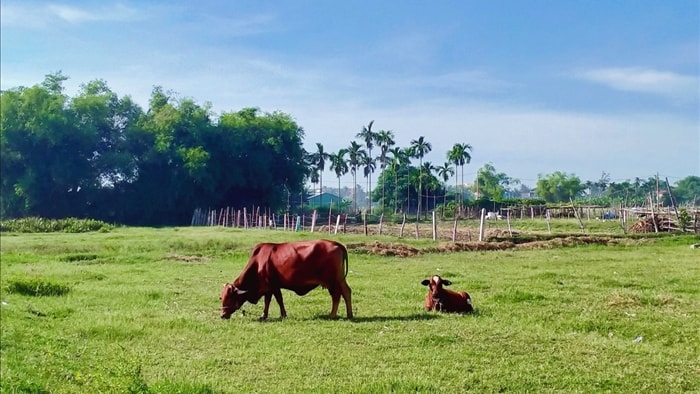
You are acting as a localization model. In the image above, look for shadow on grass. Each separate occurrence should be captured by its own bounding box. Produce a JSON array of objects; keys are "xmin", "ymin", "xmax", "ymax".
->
[
  {"xmin": 227, "ymin": 308, "xmax": 484, "ymax": 322},
  {"xmin": 312, "ymin": 311, "xmax": 482, "ymax": 323}
]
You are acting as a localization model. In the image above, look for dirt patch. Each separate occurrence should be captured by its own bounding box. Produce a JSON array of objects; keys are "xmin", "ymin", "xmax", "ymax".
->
[
  {"xmin": 345, "ymin": 234, "xmax": 639, "ymax": 257},
  {"xmin": 165, "ymin": 254, "xmax": 208, "ymax": 263}
]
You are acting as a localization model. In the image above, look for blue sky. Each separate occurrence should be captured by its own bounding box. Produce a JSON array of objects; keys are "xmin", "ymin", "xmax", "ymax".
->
[{"xmin": 2, "ymin": 1, "xmax": 698, "ymax": 189}]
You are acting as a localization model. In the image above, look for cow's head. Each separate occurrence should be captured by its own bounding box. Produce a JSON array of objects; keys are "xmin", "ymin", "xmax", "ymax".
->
[
  {"xmin": 421, "ymin": 275, "xmax": 452, "ymax": 299},
  {"xmin": 220, "ymin": 283, "xmax": 248, "ymax": 319}
]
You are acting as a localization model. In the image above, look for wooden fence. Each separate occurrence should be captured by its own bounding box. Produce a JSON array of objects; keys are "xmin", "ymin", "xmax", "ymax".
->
[{"xmin": 193, "ymin": 205, "xmax": 699, "ymax": 241}]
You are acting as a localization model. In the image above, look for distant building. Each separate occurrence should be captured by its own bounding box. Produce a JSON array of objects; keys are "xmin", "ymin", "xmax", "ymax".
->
[{"xmin": 306, "ymin": 192, "xmax": 341, "ymax": 208}]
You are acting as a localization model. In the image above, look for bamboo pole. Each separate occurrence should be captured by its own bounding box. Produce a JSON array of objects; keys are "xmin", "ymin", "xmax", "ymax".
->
[
  {"xmin": 665, "ymin": 177, "xmax": 681, "ymax": 224},
  {"xmin": 648, "ymin": 192, "xmax": 659, "ymax": 233},
  {"xmin": 570, "ymin": 197, "xmax": 585, "ymax": 233}
]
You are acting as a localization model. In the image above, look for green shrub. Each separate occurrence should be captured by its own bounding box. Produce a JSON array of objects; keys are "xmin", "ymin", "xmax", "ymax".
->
[
  {"xmin": 6, "ymin": 279, "xmax": 71, "ymax": 296},
  {"xmin": 0, "ymin": 217, "xmax": 113, "ymax": 233}
]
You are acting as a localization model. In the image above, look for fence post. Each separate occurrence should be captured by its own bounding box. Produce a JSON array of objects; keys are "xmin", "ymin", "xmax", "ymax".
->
[
  {"xmin": 452, "ymin": 209, "xmax": 458, "ymax": 242},
  {"xmin": 432, "ymin": 211, "xmax": 437, "ymax": 241},
  {"xmin": 478, "ymin": 208, "xmax": 486, "ymax": 241},
  {"xmin": 507, "ymin": 210, "xmax": 512, "ymax": 237}
]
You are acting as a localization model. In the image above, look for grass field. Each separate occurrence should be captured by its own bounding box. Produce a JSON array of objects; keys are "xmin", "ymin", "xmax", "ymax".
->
[{"xmin": 1, "ymin": 227, "xmax": 699, "ymax": 393}]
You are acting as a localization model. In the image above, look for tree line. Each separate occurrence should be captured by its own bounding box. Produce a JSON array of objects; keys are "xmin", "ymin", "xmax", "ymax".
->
[
  {"xmin": 1, "ymin": 73, "xmax": 306, "ymax": 225},
  {"xmin": 2, "ymin": 73, "xmax": 698, "ymax": 225}
]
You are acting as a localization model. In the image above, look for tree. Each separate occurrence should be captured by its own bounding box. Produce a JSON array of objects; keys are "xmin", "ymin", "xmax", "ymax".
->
[
  {"xmin": 361, "ymin": 154, "xmax": 376, "ymax": 211},
  {"xmin": 435, "ymin": 162, "xmax": 455, "ymax": 216},
  {"xmin": 215, "ymin": 108, "xmax": 307, "ymax": 217},
  {"xmin": 387, "ymin": 147, "xmax": 409, "ymax": 214},
  {"xmin": 474, "ymin": 163, "xmax": 519, "ymax": 200},
  {"xmin": 409, "ymin": 136, "xmax": 432, "ymax": 219},
  {"xmin": 672, "ymin": 176, "xmax": 700, "ymax": 205},
  {"xmin": 310, "ymin": 142, "xmax": 329, "ymax": 194},
  {"xmin": 1, "ymin": 73, "xmax": 91, "ymax": 219},
  {"xmin": 535, "ymin": 171, "xmax": 585, "ymax": 203},
  {"xmin": 356, "ymin": 121, "xmax": 377, "ymax": 214},
  {"xmin": 329, "ymin": 149, "xmax": 349, "ymax": 209},
  {"xmin": 420, "ymin": 161, "xmax": 437, "ymax": 216},
  {"xmin": 346, "ymin": 141, "xmax": 366, "ymax": 213},
  {"xmin": 447, "ymin": 143, "xmax": 473, "ymax": 215},
  {"xmin": 375, "ymin": 129, "xmax": 395, "ymax": 213}
]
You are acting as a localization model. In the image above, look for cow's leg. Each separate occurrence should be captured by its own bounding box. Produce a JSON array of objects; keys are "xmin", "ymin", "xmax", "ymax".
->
[
  {"xmin": 340, "ymin": 282, "xmax": 353, "ymax": 319},
  {"xmin": 328, "ymin": 287, "xmax": 341, "ymax": 318},
  {"xmin": 272, "ymin": 289, "xmax": 287, "ymax": 318},
  {"xmin": 261, "ymin": 293, "xmax": 272, "ymax": 320}
]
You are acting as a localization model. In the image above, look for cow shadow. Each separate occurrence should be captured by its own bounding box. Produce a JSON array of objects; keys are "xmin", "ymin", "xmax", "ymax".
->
[{"xmin": 309, "ymin": 313, "xmax": 440, "ymax": 323}]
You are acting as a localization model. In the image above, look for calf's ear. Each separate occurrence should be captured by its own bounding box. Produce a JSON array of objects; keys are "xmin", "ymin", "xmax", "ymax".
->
[
  {"xmin": 421, "ymin": 279, "xmax": 430, "ymax": 286},
  {"xmin": 442, "ymin": 280, "xmax": 452, "ymax": 286}
]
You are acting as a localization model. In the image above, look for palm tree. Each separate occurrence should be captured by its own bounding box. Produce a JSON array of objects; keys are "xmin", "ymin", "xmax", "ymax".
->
[
  {"xmin": 420, "ymin": 161, "xmax": 436, "ymax": 218},
  {"xmin": 347, "ymin": 141, "xmax": 366, "ymax": 213},
  {"xmin": 436, "ymin": 162, "xmax": 455, "ymax": 217},
  {"xmin": 356, "ymin": 121, "xmax": 377, "ymax": 214},
  {"xmin": 388, "ymin": 147, "xmax": 409, "ymax": 214},
  {"xmin": 447, "ymin": 143, "xmax": 472, "ymax": 216},
  {"xmin": 311, "ymin": 142, "xmax": 329, "ymax": 195},
  {"xmin": 375, "ymin": 129, "xmax": 395, "ymax": 213},
  {"xmin": 409, "ymin": 136, "xmax": 432, "ymax": 219},
  {"xmin": 361, "ymin": 155, "xmax": 376, "ymax": 211},
  {"xmin": 329, "ymin": 149, "xmax": 348, "ymax": 209}
]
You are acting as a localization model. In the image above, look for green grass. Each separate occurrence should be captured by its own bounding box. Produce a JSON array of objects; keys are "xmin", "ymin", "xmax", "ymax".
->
[{"xmin": 1, "ymin": 227, "xmax": 699, "ymax": 393}]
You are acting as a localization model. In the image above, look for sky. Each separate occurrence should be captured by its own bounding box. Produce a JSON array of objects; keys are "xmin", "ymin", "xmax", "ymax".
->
[{"xmin": 2, "ymin": 1, "xmax": 699, "ymax": 189}]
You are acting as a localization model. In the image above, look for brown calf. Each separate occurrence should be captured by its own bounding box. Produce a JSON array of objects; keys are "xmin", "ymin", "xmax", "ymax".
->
[{"xmin": 421, "ymin": 275, "xmax": 473, "ymax": 313}]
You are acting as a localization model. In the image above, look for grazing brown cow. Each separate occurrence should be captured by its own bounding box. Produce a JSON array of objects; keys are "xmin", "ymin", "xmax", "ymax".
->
[
  {"xmin": 421, "ymin": 275, "xmax": 473, "ymax": 313},
  {"xmin": 220, "ymin": 239, "xmax": 353, "ymax": 320}
]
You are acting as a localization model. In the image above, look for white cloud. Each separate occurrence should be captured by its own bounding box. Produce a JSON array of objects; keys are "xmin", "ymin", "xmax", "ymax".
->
[
  {"xmin": 0, "ymin": 2, "xmax": 141, "ymax": 28},
  {"xmin": 576, "ymin": 67, "xmax": 698, "ymax": 103},
  {"xmin": 48, "ymin": 4, "xmax": 100, "ymax": 23}
]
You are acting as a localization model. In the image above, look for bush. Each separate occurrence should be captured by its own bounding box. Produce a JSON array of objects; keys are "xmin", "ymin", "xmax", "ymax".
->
[
  {"xmin": 6, "ymin": 279, "xmax": 71, "ymax": 297},
  {"xmin": 0, "ymin": 217, "xmax": 113, "ymax": 233}
]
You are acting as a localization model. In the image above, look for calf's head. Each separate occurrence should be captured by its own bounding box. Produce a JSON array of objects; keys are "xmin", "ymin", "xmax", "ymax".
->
[
  {"xmin": 421, "ymin": 275, "xmax": 451, "ymax": 299},
  {"xmin": 220, "ymin": 283, "xmax": 248, "ymax": 319}
]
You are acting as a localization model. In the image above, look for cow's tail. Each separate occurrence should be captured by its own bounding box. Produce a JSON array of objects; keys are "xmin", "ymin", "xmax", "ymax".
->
[{"xmin": 340, "ymin": 242, "xmax": 349, "ymax": 278}]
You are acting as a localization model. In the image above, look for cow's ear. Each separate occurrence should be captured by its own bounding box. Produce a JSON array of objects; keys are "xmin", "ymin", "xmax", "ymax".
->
[
  {"xmin": 421, "ymin": 279, "xmax": 430, "ymax": 286},
  {"xmin": 442, "ymin": 280, "xmax": 452, "ymax": 286}
]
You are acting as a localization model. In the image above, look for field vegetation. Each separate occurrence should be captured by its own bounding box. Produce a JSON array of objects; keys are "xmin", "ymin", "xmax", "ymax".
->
[{"xmin": 1, "ymin": 225, "xmax": 699, "ymax": 393}]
